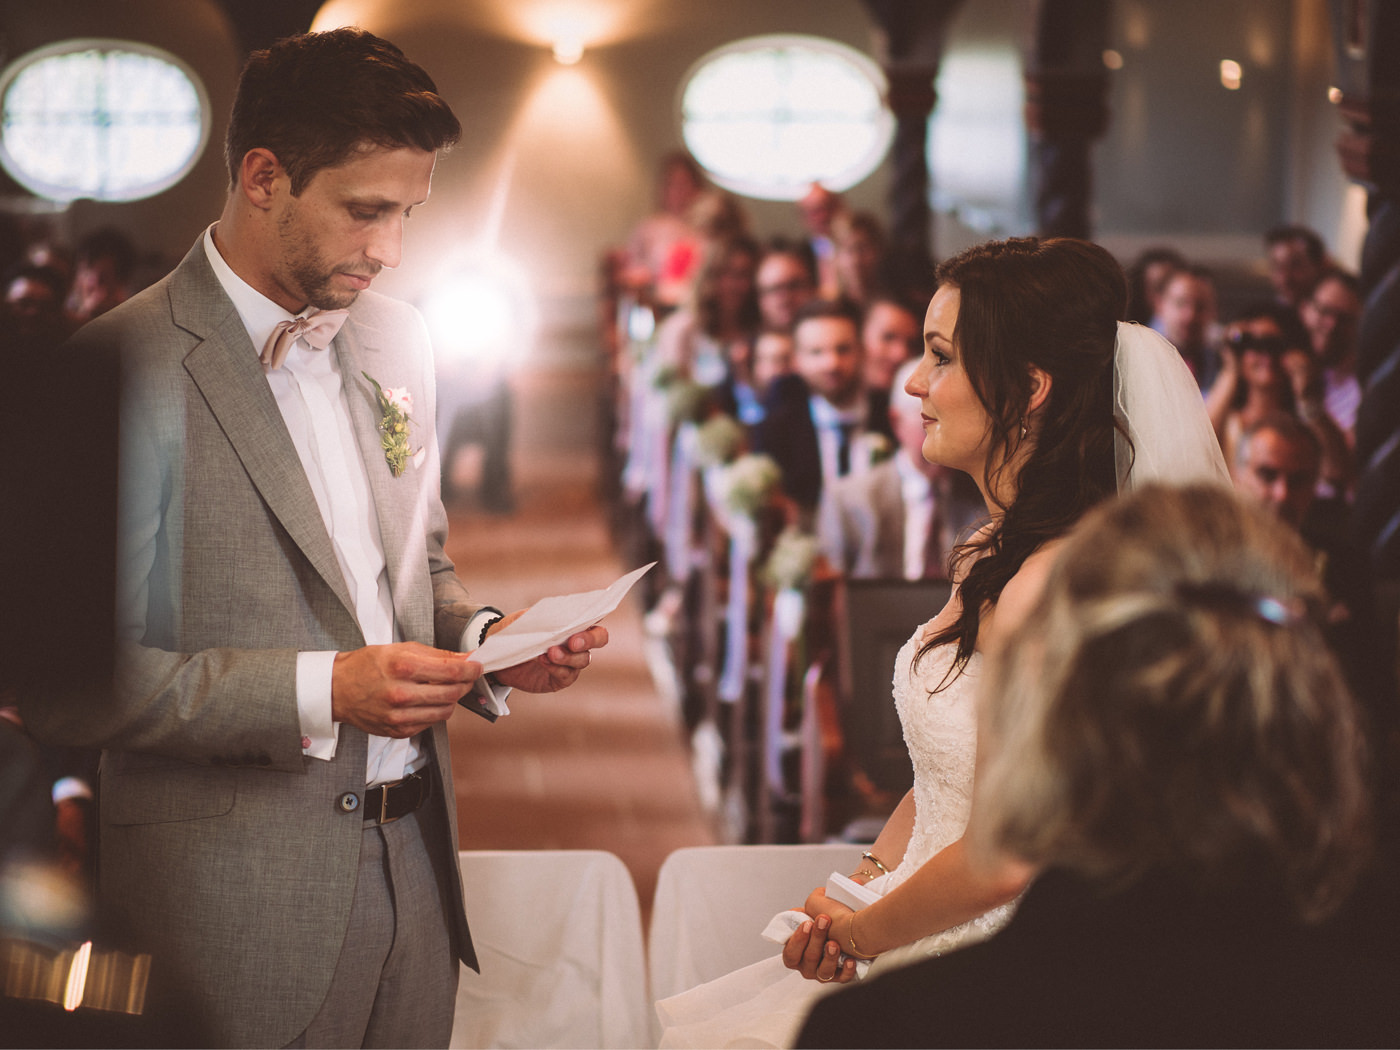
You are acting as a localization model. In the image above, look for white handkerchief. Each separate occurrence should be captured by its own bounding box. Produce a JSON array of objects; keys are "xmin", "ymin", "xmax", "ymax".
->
[{"xmin": 469, "ymin": 562, "xmax": 655, "ymax": 673}]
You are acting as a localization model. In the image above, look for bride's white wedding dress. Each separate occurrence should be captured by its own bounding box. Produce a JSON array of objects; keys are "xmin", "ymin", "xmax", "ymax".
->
[{"xmin": 655, "ymin": 630, "xmax": 1016, "ymax": 1049}]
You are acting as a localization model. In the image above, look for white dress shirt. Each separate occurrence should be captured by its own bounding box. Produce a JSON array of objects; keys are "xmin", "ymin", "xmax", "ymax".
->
[
  {"xmin": 808, "ymin": 394, "xmax": 867, "ymax": 483},
  {"xmin": 202, "ymin": 226, "xmax": 491, "ymax": 786}
]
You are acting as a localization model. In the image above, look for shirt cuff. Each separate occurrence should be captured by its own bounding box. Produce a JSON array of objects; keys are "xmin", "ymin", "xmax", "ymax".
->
[
  {"xmin": 52, "ymin": 777, "xmax": 93, "ymax": 805},
  {"xmin": 297, "ymin": 650, "xmax": 340, "ymax": 760},
  {"xmin": 460, "ymin": 609, "xmax": 512, "ymax": 717}
]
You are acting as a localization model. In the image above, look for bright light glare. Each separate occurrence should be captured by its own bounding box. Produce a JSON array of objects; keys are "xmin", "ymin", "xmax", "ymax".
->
[
  {"xmin": 1220, "ymin": 59, "xmax": 1243, "ymax": 90},
  {"xmin": 422, "ymin": 254, "xmax": 538, "ymax": 369}
]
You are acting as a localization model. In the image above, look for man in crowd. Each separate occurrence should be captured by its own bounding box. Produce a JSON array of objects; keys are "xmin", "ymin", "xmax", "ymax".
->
[
  {"xmin": 819, "ymin": 359, "xmax": 983, "ymax": 580},
  {"xmin": 755, "ymin": 242, "xmax": 816, "ymax": 334},
  {"xmin": 758, "ymin": 297, "xmax": 893, "ymax": 514},
  {"xmin": 1264, "ymin": 223, "xmax": 1328, "ymax": 316},
  {"xmin": 23, "ymin": 28, "xmax": 606, "ymax": 1048},
  {"xmin": 1153, "ymin": 264, "xmax": 1221, "ymax": 389}
]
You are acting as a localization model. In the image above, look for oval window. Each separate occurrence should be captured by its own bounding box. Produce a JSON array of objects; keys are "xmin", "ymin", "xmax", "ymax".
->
[
  {"xmin": 0, "ymin": 39, "xmax": 210, "ymax": 203},
  {"xmin": 679, "ymin": 34, "xmax": 893, "ymax": 202}
]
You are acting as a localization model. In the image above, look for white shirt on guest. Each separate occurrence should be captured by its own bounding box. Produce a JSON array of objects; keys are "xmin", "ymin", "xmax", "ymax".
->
[{"xmin": 895, "ymin": 452, "xmax": 936, "ymax": 581}]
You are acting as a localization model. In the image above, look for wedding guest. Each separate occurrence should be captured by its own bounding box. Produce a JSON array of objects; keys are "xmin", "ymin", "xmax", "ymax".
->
[
  {"xmin": 831, "ymin": 211, "xmax": 886, "ymax": 307},
  {"xmin": 1124, "ymin": 244, "xmax": 1185, "ymax": 325},
  {"xmin": 1152, "ymin": 264, "xmax": 1221, "ymax": 388},
  {"xmin": 859, "ymin": 295, "xmax": 920, "ymax": 399},
  {"xmin": 21, "ymin": 29, "xmax": 608, "ymax": 1048},
  {"xmin": 757, "ymin": 297, "xmax": 892, "ymax": 514},
  {"xmin": 1265, "ymin": 223, "xmax": 1328, "ymax": 315},
  {"xmin": 653, "ymin": 234, "xmax": 761, "ymax": 391},
  {"xmin": 797, "ymin": 182, "xmax": 846, "ymax": 297},
  {"xmin": 756, "ymin": 242, "xmax": 817, "ymax": 335},
  {"xmin": 621, "ymin": 150, "xmax": 706, "ymax": 312},
  {"xmin": 799, "ymin": 484, "xmax": 1389, "ymax": 1048},
  {"xmin": 3, "ymin": 263, "xmax": 71, "ymax": 351},
  {"xmin": 1300, "ymin": 268, "xmax": 1362, "ymax": 441},
  {"xmin": 66, "ymin": 226, "xmax": 136, "ymax": 325},
  {"xmin": 819, "ymin": 359, "xmax": 984, "ymax": 580}
]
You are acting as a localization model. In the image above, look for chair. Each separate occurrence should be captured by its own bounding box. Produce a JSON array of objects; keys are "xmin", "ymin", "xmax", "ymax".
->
[
  {"xmin": 450, "ymin": 850, "xmax": 651, "ymax": 1050},
  {"xmin": 647, "ymin": 842, "xmax": 870, "ymax": 1009},
  {"xmin": 836, "ymin": 577, "xmax": 953, "ymax": 801}
]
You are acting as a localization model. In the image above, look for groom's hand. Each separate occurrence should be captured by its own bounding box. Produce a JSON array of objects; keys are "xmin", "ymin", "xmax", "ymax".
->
[
  {"xmin": 332, "ymin": 642, "xmax": 482, "ymax": 737},
  {"xmin": 488, "ymin": 618, "xmax": 609, "ymax": 694}
]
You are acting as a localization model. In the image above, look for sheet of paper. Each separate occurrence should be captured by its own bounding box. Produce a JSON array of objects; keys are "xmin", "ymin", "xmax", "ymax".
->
[{"xmin": 468, "ymin": 562, "xmax": 655, "ymax": 673}]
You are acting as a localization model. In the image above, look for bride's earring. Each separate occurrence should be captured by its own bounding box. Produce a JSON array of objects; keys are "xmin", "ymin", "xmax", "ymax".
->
[{"xmin": 1019, "ymin": 417, "xmax": 1029, "ymax": 440}]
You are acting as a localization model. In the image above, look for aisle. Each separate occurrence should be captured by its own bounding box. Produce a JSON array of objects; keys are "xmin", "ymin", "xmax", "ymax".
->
[{"xmin": 442, "ymin": 355, "xmax": 717, "ymax": 919}]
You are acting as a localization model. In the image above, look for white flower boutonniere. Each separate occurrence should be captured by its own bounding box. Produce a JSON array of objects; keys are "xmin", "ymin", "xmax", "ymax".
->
[{"xmin": 362, "ymin": 372, "xmax": 418, "ymax": 477}]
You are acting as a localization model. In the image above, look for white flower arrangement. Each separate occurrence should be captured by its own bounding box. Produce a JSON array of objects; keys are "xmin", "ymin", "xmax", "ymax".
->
[
  {"xmin": 715, "ymin": 452, "xmax": 781, "ymax": 517},
  {"xmin": 761, "ymin": 525, "xmax": 821, "ymax": 591},
  {"xmin": 858, "ymin": 431, "xmax": 895, "ymax": 466},
  {"xmin": 694, "ymin": 414, "xmax": 746, "ymax": 468}
]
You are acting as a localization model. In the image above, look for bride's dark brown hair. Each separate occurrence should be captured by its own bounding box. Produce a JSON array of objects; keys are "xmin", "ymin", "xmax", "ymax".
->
[{"xmin": 920, "ymin": 237, "xmax": 1128, "ymax": 684}]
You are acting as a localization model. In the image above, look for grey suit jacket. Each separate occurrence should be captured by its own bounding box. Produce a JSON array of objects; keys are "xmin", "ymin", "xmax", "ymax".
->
[
  {"xmin": 32, "ymin": 238, "xmax": 488, "ymax": 1047},
  {"xmin": 817, "ymin": 458, "xmax": 985, "ymax": 580}
]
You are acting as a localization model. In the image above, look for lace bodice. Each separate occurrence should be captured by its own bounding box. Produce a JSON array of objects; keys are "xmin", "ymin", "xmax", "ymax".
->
[{"xmin": 866, "ymin": 627, "xmax": 1016, "ymax": 970}]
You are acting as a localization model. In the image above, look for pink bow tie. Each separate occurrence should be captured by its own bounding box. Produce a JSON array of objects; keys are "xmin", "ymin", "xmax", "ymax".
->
[{"xmin": 259, "ymin": 309, "xmax": 350, "ymax": 372}]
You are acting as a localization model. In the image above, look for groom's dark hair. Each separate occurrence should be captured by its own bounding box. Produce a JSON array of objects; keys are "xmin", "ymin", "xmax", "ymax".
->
[{"xmin": 225, "ymin": 27, "xmax": 462, "ymax": 195}]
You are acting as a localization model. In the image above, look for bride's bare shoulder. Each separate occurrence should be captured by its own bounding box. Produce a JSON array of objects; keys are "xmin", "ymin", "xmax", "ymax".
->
[{"xmin": 979, "ymin": 538, "xmax": 1067, "ymax": 653}]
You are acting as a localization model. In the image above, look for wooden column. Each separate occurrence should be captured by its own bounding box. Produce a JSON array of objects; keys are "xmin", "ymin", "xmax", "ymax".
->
[
  {"xmin": 1023, "ymin": 0, "xmax": 1112, "ymax": 239},
  {"xmin": 861, "ymin": 0, "xmax": 967, "ymax": 275}
]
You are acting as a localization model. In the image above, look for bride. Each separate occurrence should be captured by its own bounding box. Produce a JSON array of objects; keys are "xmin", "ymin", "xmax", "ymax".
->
[{"xmin": 655, "ymin": 236, "xmax": 1229, "ymax": 1048}]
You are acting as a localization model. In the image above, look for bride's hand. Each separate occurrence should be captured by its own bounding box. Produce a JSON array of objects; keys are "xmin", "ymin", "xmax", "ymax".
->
[{"xmin": 781, "ymin": 889, "xmax": 858, "ymax": 984}]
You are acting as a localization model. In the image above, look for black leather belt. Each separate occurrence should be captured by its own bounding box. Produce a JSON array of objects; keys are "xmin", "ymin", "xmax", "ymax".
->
[{"xmin": 363, "ymin": 772, "xmax": 429, "ymax": 824}]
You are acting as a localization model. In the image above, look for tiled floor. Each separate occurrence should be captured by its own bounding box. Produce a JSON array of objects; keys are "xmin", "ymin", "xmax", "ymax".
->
[{"xmin": 442, "ymin": 356, "xmax": 717, "ymax": 922}]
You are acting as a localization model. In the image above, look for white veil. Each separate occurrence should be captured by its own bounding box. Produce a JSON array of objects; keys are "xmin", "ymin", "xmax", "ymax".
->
[{"xmin": 1113, "ymin": 321, "xmax": 1231, "ymax": 493}]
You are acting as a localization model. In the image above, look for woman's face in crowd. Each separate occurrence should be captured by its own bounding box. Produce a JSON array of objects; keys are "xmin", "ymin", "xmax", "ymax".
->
[{"xmin": 908, "ymin": 285, "xmax": 993, "ymax": 478}]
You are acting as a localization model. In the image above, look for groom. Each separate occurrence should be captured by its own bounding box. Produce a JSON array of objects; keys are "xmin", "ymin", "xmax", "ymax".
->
[{"xmin": 23, "ymin": 28, "xmax": 605, "ymax": 1049}]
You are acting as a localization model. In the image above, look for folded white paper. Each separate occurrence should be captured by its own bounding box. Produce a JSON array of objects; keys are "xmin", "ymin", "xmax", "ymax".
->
[{"xmin": 468, "ymin": 562, "xmax": 656, "ymax": 673}]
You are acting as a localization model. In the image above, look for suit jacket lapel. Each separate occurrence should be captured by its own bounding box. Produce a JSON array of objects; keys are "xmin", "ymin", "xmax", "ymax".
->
[
  {"xmin": 172, "ymin": 245, "xmax": 360, "ymax": 629},
  {"xmin": 334, "ymin": 326, "xmax": 434, "ymax": 644}
]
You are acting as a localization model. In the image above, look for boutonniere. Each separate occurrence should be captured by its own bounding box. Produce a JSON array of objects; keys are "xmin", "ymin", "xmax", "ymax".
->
[{"xmin": 362, "ymin": 372, "xmax": 418, "ymax": 477}]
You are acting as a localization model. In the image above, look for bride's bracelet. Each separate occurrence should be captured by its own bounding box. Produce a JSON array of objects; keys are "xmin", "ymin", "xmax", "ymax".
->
[
  {"xmin": 860, "ymin": 850, "xmax": 889, "ymax": 875},
  {"xmin": 845, "ymin": 911, "xmax": 877, "ymax": 961}
]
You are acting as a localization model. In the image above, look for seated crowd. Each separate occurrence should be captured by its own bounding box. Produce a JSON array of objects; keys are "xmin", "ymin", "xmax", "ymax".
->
[{"xmin": 604, "ymin": 163, "xmax": 1391, "ymax": 852}]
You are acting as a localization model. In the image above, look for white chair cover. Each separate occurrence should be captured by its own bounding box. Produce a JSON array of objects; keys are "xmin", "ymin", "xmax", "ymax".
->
[
  {"xmin": 647, "ymin": 843, "xmax": 870, "ymax": 1009},
  {"xmin": 451, "ymin": 850, "xmax": 651, "ymax": 1050}
]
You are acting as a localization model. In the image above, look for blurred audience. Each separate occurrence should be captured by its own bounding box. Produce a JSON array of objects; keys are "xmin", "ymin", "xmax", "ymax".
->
[
  {"xmin": 1207, "ymin": 301, "xmax": 1351, "ymax": 496},
  {"xmin": 818, "ymin": 359, "xmax": 984, "ymax": 580},
  {"xmin": 3, "ymin": 263, "xmax": 73, "ymax": 351},
  {"xmin": 800, "ymin": 483, "xmax": 1392, "ymax": 1048}
]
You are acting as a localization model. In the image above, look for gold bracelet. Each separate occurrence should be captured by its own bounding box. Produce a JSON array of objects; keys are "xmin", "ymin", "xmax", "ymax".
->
[
  {"xmin": 846, "ymin": 910, "xmax": 877, "ymax": 960},
  {"xmin": 848, "ymin": 868, "xmax": 878, "ymax": 882},
  {"xmin": 861, "ymin": 850, "xmax": 890, "ymax": 876}
]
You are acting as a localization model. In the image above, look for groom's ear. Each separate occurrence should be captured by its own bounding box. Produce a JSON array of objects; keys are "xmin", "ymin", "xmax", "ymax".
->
[
  {"xmin": 238, "ymin": 148, "xmax": 285, "ymax": 210},
  {"xmin": 1026, "ymin": 365, "xmax": 1052, "ymax": 416}
]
